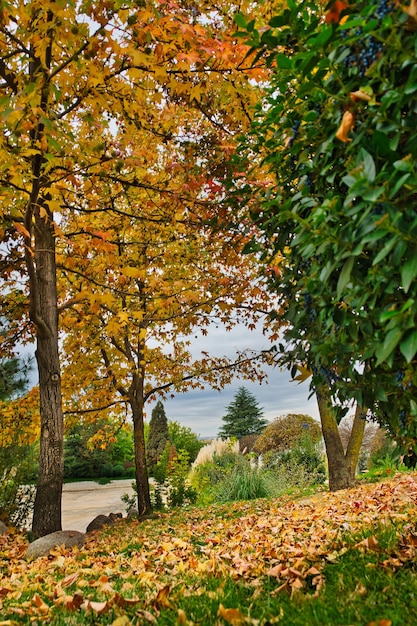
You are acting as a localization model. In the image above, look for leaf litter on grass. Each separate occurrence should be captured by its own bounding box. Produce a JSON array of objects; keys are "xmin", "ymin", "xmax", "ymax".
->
[{"xmin": 0, "ymin": 472, "xmax": 416, "ymax": 624}]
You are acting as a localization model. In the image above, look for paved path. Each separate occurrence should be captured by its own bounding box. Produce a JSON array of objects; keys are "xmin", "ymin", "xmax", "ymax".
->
[{"xmin": 60, "ymin": 479, "xmax": 136, "ymax": 533}]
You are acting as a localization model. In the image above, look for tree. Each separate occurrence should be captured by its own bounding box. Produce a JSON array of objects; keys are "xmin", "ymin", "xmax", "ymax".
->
[
  {"xmin": 218, "ymin": 386, "xmax": 268, "ymax": 439},
  {"xmin": 230, "ymin": 0, "xmax": 417, "ymax": 489},
  {"xmin": 254, "ymin": 414, "xmax": 322, "ymax": 455},
  {"xmin": 146, "ymin": 401, "xmax": 169, "ymax": 475},
  {"xmin": 168, "ymin": 420, "xmax": 203, "ymax": 465},
  {"xmin": 0, "ymin": 0, "xmax": 275, "ymax": 533}
]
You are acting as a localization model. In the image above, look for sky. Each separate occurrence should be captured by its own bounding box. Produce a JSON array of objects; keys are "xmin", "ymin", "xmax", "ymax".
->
[{"xmin": 148, "ymin": 323, "xmax": 320, "ymax": 439}]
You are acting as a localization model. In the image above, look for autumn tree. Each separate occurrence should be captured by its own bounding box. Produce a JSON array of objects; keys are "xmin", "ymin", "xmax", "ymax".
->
[
  {"xmin": 146, "ymin": 401, "xmax": 169, "ymax": 475},
  {"xmin": 218, "ymin": 386, "xmax": 268, "ymax": 439},
  {"xmin": 229, "ymin": 0, "xmax": 417, "ymax": 489},
  {"xmin": 1, "ymin": 0, "xmax": 280, "ymax": 530}
]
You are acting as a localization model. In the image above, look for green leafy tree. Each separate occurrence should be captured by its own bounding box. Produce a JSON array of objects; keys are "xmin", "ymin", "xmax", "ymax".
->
[
  {"xmin": 254, "ymin": 414, "xmax": 322, "ymax": 455},
  {"xmin": 218, "ymin": 386, "xmax": 268, "ymax": 439},
  {"xmin": 0, "ymin": 356, "xmax": 31, "ymax": 402},
  {"xmin": 168, "ymin": 420, "xmax": 203, "ymax": 465},
  {"xmin": 64, "ymin": 419, "xmax": 134, "ymax": 479},
  {"xmin": 231, "ymin": 0, "xmax": 417, "ymax": 489},
  {"xmin": 147, "ymin": 401, "xmax": 169, "ymax": 475}
]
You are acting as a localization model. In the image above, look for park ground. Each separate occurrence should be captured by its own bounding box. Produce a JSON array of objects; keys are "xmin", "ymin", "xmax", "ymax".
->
[{"xmin": 1, "ymin": 471, "xmax": 417, "ymax": 625}]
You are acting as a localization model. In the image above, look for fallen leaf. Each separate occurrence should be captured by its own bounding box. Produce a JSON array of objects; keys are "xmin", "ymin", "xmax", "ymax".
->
[
  {"xmin": 218, "ymin": 603, "xmax": 246, "ymax": 625},
  {"xmin": 154, "ymin": 585, "xmax": 173, "ymax": 609},
  {"xmin": 111, "ymin": 616, "xmax": 131, "ymax": 626},
  {"xmin": 81, "ymin": 599, "xmax": 111, "ymax": 614}
]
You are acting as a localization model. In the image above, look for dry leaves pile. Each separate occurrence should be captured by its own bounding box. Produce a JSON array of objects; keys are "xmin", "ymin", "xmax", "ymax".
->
[{"xmin": 1, "ymin": 473, "xmax": 416, "ymax": 624}]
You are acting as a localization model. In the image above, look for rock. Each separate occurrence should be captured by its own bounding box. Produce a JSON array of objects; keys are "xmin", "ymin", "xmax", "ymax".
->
[
  {"xmin": 0, "ymin": 520, "xmax": 8, "ymax": 535},
  {"xmin": 26, "ymin": 530, "xmax": 85, "ymax": 560},
  {"xmin": 86, "ymin": 512, "xmax": 122, "ymax": 533},
  {"xmin": 127, "ymin": 508, "xmax": 139, "ymax": 518}
]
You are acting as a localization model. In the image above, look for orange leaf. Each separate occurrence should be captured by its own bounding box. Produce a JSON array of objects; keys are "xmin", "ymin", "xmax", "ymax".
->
[
  {"xmin": 335, "ymin": 110, "xmax": 355, "ymax": 142},
  {"xmin": 218, "ymin": 604, "xmax": 246, "ymax": 625},
  {"xmin": 325, "ymin": 1, "xmax": 349, "ymax": 23}
]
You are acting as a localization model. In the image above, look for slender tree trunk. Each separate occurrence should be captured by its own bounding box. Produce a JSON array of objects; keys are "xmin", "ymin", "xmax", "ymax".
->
[
  {"xmin": 131, "ymin": 401, "xmax": 152, "ymax": 517},
  {"xmin": 31, "ymin": 213, "xmax": 64, "ymax": 537},
  {"xmin": 317, "ymin": 388, "xmax": 360, "ymax": 491},
  {"xmin": 129, "ymin": 373, "xmax": 152, "ymax": 517},
  {"xmin": 345, "ymin": 403, "xmax": 367, "ymax": 481}
]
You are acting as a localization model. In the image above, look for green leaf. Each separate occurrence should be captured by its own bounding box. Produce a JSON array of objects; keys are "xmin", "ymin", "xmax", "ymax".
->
[
  {"xmin": 359, "ymin": 148, "xmax": 376, "ymax": 183},
  {"xmin": 362, "ymin": 186, "xmax": 385, "ymax": 202},
  {"xmin": 274, "ymin": 53, "xmax": 292, "ymax": 69},
  {"xmin": 375, "ymin": 328, "xmax": 403, "ymax": 365},
  {"xmin": 400, "ymin": 330, "xmax": 417, "ymax": 363},
  {"xmin": 401, "ymin": 250, "xmax": 417, "ymax": 293},
  {"xmin": 337, "ymin": 257, "xmax": 354, "ymax": 297},
  {"xmin": 372, "ymin": 238, "xmax": 396, "ymax": 265},
  {"xmin": 234, "ymin": 13, "xmax": 247, "ymax": 29}
]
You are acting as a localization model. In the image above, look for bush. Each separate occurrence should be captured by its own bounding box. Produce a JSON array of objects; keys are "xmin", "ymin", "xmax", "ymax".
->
[
  {"xmin": 281, "ymin": 433, "xmax": 326, "ymax": 484},
  {"xmin": 254, "ymin": 414, "xmax": 322, "ymax": 456},
  {"xmin": 215, "ymin": 465, "xmax": 272, "ymax": 502}
]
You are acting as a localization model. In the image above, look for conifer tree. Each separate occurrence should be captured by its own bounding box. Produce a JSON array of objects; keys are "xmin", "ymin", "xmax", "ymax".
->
[
  {"xmin": 146, "ymin": 401, "xmax": 169, "ymax": 474},
  {"xmin": 218, "ymin": 386, "xmax": 268, "ymax": 439}
]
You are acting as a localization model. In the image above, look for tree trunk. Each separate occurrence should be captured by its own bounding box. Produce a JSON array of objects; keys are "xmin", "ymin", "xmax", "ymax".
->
[
  {"xmin": 131, "ymin": 397, "xmax": 152, "ymax": 516},
  {"xmin": 345, "ymin": 403, "xmax": 367, "ymax": 481},
  {"xmin": 129, "ymin": 371, "xmax": 152, "ymax": 517},
  {"xmin": 317, "ymin": 388, "xmax": 357, "ymax": 491},
  {"xmin": 31, "ymin": 213, "xmax": 64, "ymax": 537}
]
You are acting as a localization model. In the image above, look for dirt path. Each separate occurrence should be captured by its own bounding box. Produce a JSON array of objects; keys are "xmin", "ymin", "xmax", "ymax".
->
[{"xmin": 60, "ymin": 479, "xmax": 136, "ymax": 533}]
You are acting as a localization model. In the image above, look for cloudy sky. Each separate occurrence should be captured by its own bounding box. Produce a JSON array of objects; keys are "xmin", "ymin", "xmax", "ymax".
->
[
  {"xmin": 149, "ymin": 323, "xmax": 320, "ymax": 439},
  {"xmin": 22, "ymin": 321, "xmax": 319, "ymax": 439}
]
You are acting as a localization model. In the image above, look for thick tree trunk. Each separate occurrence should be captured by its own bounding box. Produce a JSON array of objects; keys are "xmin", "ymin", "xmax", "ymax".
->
[
  {"xmin": 317, "ymin": 389, "xmax": 357, "ymax": 491},
  {"xmin": 31, "ymin": 215, "xmax": 64, "ymax": 537}
]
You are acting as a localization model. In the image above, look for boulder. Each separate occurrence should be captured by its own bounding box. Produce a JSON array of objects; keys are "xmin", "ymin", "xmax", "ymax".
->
[
  {"xmin": 86, "ymin": 512, "xmax": 122, "ymax": 533},
  {"xmin": 26, "ymin": 530, "xmax": 85, "ymax": 560},
  {"xmin": 0, "ymin": 520, "xmax": 8, "ymax": 535}
]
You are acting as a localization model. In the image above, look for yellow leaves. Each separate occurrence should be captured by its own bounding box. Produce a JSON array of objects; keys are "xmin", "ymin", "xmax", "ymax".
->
[{"xmin": 335, "ymin": 110, "xmax": 355, "ymax": 143}]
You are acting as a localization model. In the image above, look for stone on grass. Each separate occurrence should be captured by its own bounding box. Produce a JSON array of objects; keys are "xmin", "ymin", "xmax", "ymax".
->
[
  {"xmin": 86, "ymin": 512, "xmax": 123, "ymax": 533},
  {"xmin": 0, "ymin": 520, "xmax": 8, "ymax": 535},
  {"xmin": 26, "ymin": 530, "xmax": 85, "ymax": 560}
]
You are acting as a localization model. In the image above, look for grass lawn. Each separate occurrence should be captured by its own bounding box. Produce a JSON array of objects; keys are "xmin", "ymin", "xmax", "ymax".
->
[{"xmin": 1, "ymin": 471, "xmax": 416, "ymax": 625}]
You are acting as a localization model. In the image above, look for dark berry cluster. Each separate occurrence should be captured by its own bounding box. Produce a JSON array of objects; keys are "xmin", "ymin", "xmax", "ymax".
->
[
  {"xmin": 312, "ymin": 364, "xmax": 338, "ymax": 385},
  {"xmin": 344, "ymin": 31, "xmax": 383, "ymax": 77},
  {"xmin": 303, "ymin": 291, "xmax": 316, "ymax": 321},
  {"xmin": 375, "ymin": 0, "xmax": 396, "ymax": 19},
  {"xmin": 287, "ymin": 119, "xmax": 301, "ymax": 148},
  {"xmin": 343, "ymin": 0, "xmax": 396, "ymax": 77},
  {"xmin": 396, "ymin": 370, "xmax": 405, "ymax": 387},
  {"xmin": 399, "ymin": 409, "xmax": 407, "ymax": 431}
]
